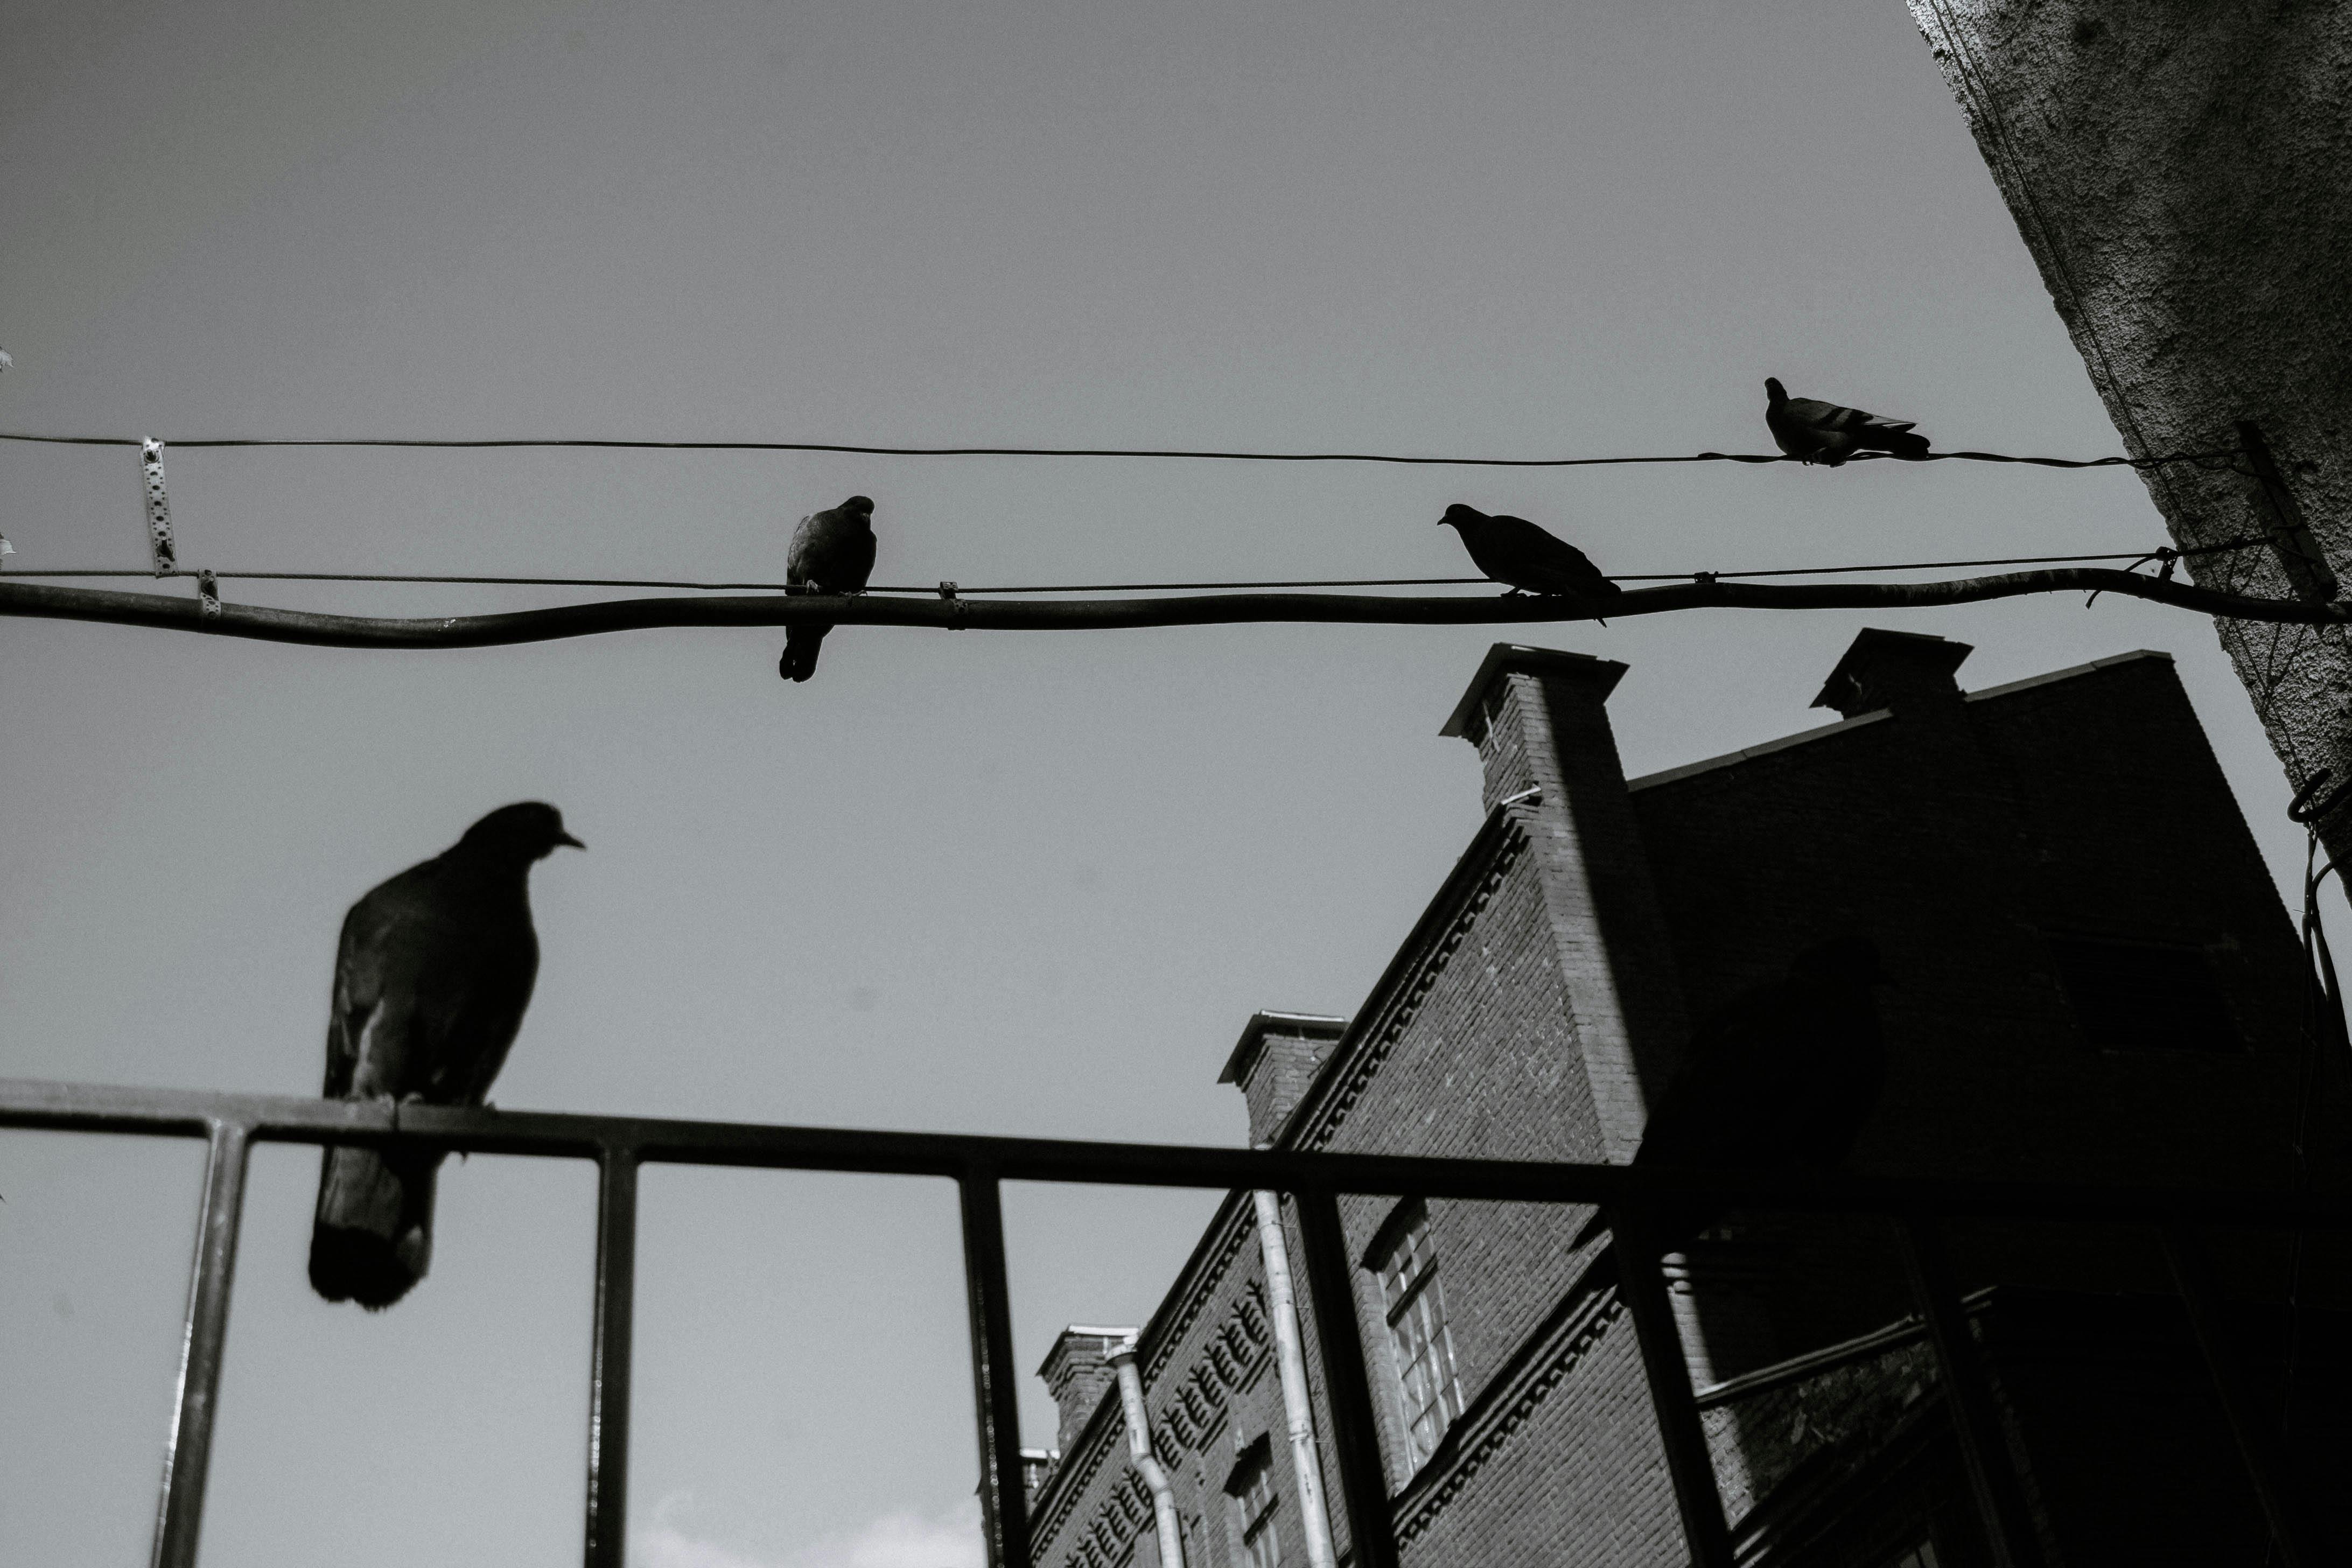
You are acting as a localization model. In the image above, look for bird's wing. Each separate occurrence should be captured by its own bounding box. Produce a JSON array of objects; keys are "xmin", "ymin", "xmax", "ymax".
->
[
  {"xmin": 786, "ymin": 513, "xmax": 820, "ymax": 588},
  {"xmin": 1783, "ymin": 397, "xmax": 1851, "ymax": 429},
  {"xmin": 327, "ymin": 860, "xmax": 541, "ymax": 1107},
  {"xmin": 1487, "ymin": 516, "xmax": 1618, "ymax": 598},
  {"xmin": 792, "ymin": 509, "xmax": 877, "ymax": 593},
  {"xmin": 1791, "ymin": 397, "xmax": 1917, "ymax": 438},
  {"xmin": 324, "ymin": 870, "xmax": 435, "ymax": 1100}
]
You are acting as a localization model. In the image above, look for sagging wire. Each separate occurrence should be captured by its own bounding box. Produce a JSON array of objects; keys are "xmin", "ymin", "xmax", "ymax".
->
[{"xmin": 0, "ymin": 428, "xmax": 2246, "ymax": 471}]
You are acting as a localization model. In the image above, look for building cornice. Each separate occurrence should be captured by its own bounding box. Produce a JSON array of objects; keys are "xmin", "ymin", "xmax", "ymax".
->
[{"xmin": 1283, "ymin": 806, "xmax": 1530, "ymax": 1152}]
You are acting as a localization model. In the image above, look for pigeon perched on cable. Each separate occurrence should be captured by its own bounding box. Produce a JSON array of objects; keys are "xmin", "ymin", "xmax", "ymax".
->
[
  {"xmin": 1439, "ymin": 504, "xmax": 1623, "ymax": 623},
  {"xmin": 1571, "ymin": 936, "xmax": 1889, "ymax": 1255},
  {"xmin": 779, "ymin": 495, "xmax": 879, "ymax": 683},
  {"xmin": 1763, "ymin": 379, "xmax": 1930, "ymax": 466},
  {"xmin": 309, "ymin": 802, "xmax": 583, "ymax": 1310}
]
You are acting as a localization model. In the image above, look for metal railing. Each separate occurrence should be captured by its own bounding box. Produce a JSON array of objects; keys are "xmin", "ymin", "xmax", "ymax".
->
[{"xmin": 3, "ymin": 1076, "xmax": 2344, "ymax": 1568}]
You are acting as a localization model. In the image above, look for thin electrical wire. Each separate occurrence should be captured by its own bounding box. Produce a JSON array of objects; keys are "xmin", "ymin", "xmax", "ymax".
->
[
  {"xmin": 0, "ymin": 540, "xmax": 2267, "ymax": 595},
  {"xmin": 0, "ymin": 429, "xmax": 2242, "ymax": 471}
]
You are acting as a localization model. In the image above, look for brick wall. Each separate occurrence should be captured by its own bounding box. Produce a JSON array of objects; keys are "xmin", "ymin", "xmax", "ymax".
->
[{"xmin": 1031, "ymin": 632, "xmax": 2349, "ymax": 1568}]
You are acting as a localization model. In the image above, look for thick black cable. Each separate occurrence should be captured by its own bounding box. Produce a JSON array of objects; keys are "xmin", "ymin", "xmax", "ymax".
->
[
  {"xmin": 0, "ymin": 429, "xmax": 2238, "ymax": 471},
  {"xmin": 0, "ymin": 538, "xmax": 2270, "ymax": 596}
]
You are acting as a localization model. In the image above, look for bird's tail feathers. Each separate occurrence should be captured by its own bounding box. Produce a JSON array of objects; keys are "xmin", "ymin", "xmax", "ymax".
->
[
  {"xmin": 310, "ymin": 1144, "xmax": 439, "ymax": 1310},
  {"xmin": 1881, "ymin": 429, "xmax": 1931, "ymax": 459},
  {"xmin": 778, "ymin": 622, "xmax": 832, "ymax": 683}
]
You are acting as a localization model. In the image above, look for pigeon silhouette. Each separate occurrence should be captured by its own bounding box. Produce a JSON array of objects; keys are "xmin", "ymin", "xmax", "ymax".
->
[
  {"xmin": 779, "ymin": 495, "xmax": 879, "ymax": 682},
  {"xmin": 1439, "ymin": 505, "xmax": 1622, "ymax": 623},
  {"xmin": 1572, "ymin": 936, "xmax": 1889, "ymax": 1255},
  {"xmin": 309, "ymin": 802, "xmax": 583, "ymax": 1310},
  {"xmin": 1764, "ymin": 379, "xmax": 1930, "ymax": 466}
]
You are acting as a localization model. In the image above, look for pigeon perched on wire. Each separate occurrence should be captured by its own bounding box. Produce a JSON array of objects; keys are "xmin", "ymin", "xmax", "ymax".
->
[
  {"xmin": 1763, "ymin": 379, "xmax": 1930, "ymax": 466},
  {"xmin": 1439, "ymin": 504, "xmax": 1623, "ymax": 623},
  {"xmin": 779, "ymin": 495, "xmax": 879, "ymax": 683},
  {"xmin": 1570, "ymin": 936, "xmax": 1889, "ymax": 1255},
  {"xmin": 309, "ymin": 802, "xmax": 583, "ymax": 1310}
]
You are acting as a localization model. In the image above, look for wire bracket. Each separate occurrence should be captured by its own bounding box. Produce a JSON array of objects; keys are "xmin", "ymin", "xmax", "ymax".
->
[
  {"xmin": 141, "ymin": 440, "xmax": 177, "ymax": 576},
  {"xmin": 197, "ymin": 571, "xmax": 222, "ymax": 618},
  {"xmin": 938, "ymin": 580, "xmax": 959, "ymax": 599}
]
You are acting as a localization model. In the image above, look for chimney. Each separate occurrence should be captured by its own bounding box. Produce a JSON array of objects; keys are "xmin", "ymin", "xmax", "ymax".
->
[
  {"xmin": 1219, "ymin": 1012, "xmax": 1348, "ymax": 1147},
  {"xmin": 1038, "ymin": 1326, "xmax": 1133, "ymax": 1457},
  {"xmin": 1019, "ymin": 1448, "xmax": 1059, "ymax": 1508},
  {"xmin": 1810, "ymin": 628, "xmax": 1974, "ymax": 719},
  {"xmin": 1440, "ymin": 644, "xmax": 1690, "ymax": 1162}
]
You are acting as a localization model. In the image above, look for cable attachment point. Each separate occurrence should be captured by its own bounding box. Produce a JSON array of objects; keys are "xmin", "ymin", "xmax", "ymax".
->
[
  {"xmin": 2288, "ymin": 769, "xmax": 2352, "ymax": 826},
  {"xmin": 938, "ymin": 580, "xmax": 959, "ymax": 599},
  {"xmin": 1692, "ymin": 571, "xmax": 1718, "ymax": 587},
  {"xmin": 196, "ymin": 571, "xmax": 221, "ymax": 618},
  {"xmin": 140, "ymin": 440, "xmax": 177, "ymax": 575}
]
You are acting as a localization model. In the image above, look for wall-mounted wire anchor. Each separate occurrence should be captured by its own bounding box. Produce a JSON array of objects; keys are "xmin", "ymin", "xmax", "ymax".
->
[
  {"xmin": 2288, "ymin": 769, "xmax": 2352, "ymax": 826},
  {"xmin": 938, "ymin": 580, "xmax": 959, "ymax": 599},
  {"xmin": 141, "ymin": 439, "xmax": 176, "ymax": 575},
  {"xmin": 197, "ymin": 571, "xmax": 221, "ymax": 618},
  {"xmin": 1498, "ymin": 786, "xmax": 1544, "ymax": 810},
  {"xmin": 1692, "ymin": 572, "xmax": 1717, "ymax": 586}
]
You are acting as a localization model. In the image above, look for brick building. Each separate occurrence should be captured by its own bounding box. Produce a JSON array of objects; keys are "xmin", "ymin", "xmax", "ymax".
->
[{"xmin": 1024, "ymin": 632, "xmax": 2350, "ymax": 1568}]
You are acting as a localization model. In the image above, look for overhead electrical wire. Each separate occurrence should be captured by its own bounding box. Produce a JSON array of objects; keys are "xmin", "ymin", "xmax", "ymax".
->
[
  {"xmin": 0, "ymin": 429, "xmax": 2244, "ymax": 471},
  {"xmin": 0, "ymin": 540, "xmax": 2269, "ymax": 596}
]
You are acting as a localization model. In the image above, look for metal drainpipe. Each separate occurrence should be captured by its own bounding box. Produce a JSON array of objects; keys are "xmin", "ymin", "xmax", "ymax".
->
[
  {"xmin": 1107, "ymin": 1339, "xmax": 1187, "ymax": 1568},
  {"xmin": 1254, "ymin": 1187, "xmax": 1339, "ymax": 1568}
]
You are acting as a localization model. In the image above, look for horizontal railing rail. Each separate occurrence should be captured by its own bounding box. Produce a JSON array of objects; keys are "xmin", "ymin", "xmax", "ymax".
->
[
  {"xmin": 2, "ymin": 1075, "xmax": 2340, "ymax": 1568},
  {"xmin": 6, "ymin": 1077, "xmax": 2347, "ymax": 1226}
]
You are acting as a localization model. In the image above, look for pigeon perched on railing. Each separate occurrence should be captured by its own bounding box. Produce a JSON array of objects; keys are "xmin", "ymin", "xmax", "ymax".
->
[
  {"xmin": 1763, "ymin": 379, "xmax": 1931, "ymax": 466},
  {"xmin": 779, "ymin": 495, "xmax": 879, "ymax": 682},
  {"xmin": 309, "ymin": 802, "xmax": 583, "ymax": 1310},
  {"xmin": 1438, "ymin": 504, "xmax": 1623, "ymax": 623},
  {"xmin": 1571, "ymin": 935, "xmax": 1890, "ymax": 1255}
]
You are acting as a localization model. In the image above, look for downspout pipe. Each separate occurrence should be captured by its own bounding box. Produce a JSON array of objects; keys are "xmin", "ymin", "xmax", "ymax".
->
[
  {"xmin": 1107, "ymin": 1340, "xmax": 1187, "ymax": 1568},
  {"xmin": 1254, "ymin": 1188, "xmax": 1339, "ymax": 1568}
]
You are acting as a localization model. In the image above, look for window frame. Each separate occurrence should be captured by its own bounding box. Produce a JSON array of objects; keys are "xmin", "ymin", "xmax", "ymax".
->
[
  {"xmin": 1225, "ymin": 1434, "xmax": 1282, "ymax": 1568},
  {"xmin": 1366, "ymin": 1199, "xmax": 1465, "ymax": 1471}
]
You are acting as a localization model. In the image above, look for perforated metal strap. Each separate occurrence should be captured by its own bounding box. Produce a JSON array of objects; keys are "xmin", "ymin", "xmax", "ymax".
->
[{"xmin": 142, "ymin": 439, "xmax": 176, "ymax": 574}]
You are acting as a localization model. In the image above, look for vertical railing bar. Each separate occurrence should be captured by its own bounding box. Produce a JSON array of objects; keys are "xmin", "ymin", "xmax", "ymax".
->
[
  {"xmin": 1602, "ymin": 1210, "xmax": 1735, "ymax": 1568},
  {"xmin": 1896, "ymin": 1216, "xmax": 2041, "ymax": 1568},
  {"xmin": 1290, "ymin": 1184, "xmax": 1401, "ymax": 1568},
  {"xmin": 151, "ymin": 1117, "xmax": 253, "ymax": 1568},
  {"xmin": 958, "ymin": 1165, "xmax": 1034, "ymax": 1568},
  {"xmin": 2157, "ymin": 1222, "xmax": 2319, "ymax": 1567},
  {"xmin": 583, "ymin": 1144, "xmax": 640, "ymax": 1568}
]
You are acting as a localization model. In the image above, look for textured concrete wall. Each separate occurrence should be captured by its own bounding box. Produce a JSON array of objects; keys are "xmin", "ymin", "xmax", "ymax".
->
[{"xmin": 1908, "ymin": 1, "xmax": 2352, "ymax": 863}]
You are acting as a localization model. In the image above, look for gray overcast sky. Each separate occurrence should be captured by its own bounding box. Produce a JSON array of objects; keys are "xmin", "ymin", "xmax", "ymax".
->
[{"xmin": 0, "ymin": 4, "xmax": 2307, "ymax": 1567}]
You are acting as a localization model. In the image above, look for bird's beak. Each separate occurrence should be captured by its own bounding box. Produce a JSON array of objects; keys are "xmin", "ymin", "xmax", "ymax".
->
[{"xmin": 558, "ymin": 832, "xmax": 586, "ymax": 850}]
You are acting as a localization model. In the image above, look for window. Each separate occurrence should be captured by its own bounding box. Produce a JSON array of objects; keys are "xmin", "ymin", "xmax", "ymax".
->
[
  {"xmin": 1226, "ymin": 1438, "xmax": 1282, "ymax": 1568},
  {"xmin": 1884, "ymin": 1541, "xmax": 1941, "ymax": 1568},
  {"xmin": 1373, "ymin": 1201, "xmax": 1464, "ymax": 1467},
  {"xmin": 2049, "ymin": 936, "xmax": 2239, "ymax": 1053}
]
